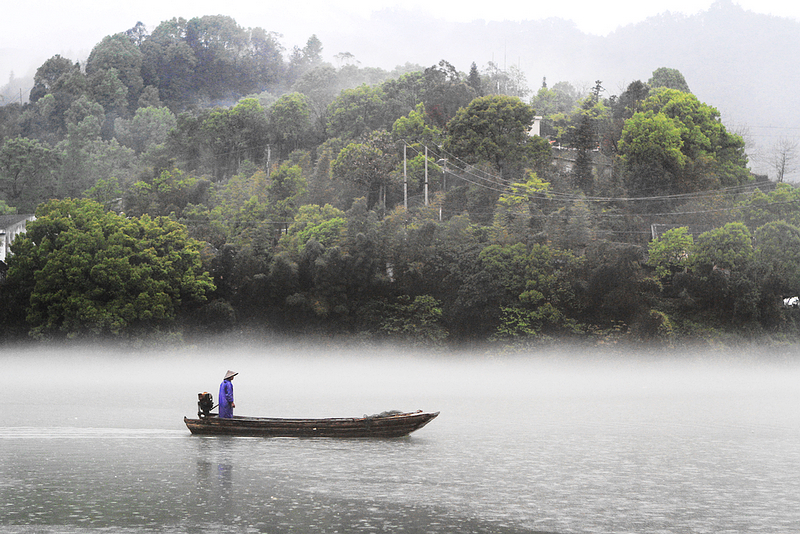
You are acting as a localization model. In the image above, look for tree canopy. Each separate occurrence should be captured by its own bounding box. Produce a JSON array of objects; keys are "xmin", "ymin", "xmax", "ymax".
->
[
  {"xmin": 4, "ymin": 198, "xmax": 214, "ymax": 339},
  {"xmin": 2, "ymin": 26, "xmax": 798, "ymax": 347},
  {"xmin": 620, "ymin": 89, "xmax": 748, "ymax": 197},
  {"xmin": 648, "ymin": 67, "xmax": 691, "ymax": 93},
  {"xmin": 445, "ymin": 94, "xmax": 548, "ymax": 179}
]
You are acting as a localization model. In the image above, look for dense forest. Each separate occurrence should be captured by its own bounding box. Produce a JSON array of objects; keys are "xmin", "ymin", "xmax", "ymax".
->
[{"xmin": 2, "ymin": 15, "xmax": 800, "ymax": 347}]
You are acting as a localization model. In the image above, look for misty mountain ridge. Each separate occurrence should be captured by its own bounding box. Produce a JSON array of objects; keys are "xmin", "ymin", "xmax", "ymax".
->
[
  {"xmin": 319, "ymin": 0, "xmax": 800, "ymax": 176},
  {"xmin": 2, "ymin": 0, "xmax": 798, "ymax": 176}
]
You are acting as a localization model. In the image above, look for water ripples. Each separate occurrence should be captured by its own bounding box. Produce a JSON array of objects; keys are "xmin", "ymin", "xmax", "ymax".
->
[
  {"xmin": 3, "ymin": 352, "xmax": 800, "ymax": 533},
  {"xmin": 0, "ymin": 427, "xmax": 186, "ymax": 439}
]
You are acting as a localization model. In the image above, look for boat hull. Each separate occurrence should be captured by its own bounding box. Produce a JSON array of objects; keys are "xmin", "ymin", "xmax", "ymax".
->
[{"xmin": 183, "ymin": 410, "xmax": 439, "ymax": 438}]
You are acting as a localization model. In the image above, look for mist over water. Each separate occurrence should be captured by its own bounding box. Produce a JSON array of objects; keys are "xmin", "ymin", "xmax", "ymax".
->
[{"xmin": 2, "ymin": 341, "xmax": 800, "ymax": 533}]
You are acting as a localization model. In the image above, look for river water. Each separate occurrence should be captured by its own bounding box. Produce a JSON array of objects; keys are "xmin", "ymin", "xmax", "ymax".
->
[{"xmin": 2, "ymin": 342, "xmax": 800, "ymax": 533}]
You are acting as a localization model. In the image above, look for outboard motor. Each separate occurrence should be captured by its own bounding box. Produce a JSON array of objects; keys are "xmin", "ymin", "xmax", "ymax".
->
[{"xmin": 197, "ymin": 392, "xmax": 214, "ymax": 418}]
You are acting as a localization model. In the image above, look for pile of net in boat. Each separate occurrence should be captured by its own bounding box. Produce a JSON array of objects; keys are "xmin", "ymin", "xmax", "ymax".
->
[{"xmin": 364, "ymin": 410, "xmax": 404, "ymax": 419}]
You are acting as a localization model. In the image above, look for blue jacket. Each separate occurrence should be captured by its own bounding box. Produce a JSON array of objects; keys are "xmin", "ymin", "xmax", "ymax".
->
[{"xmin": 219, "ymin": 379, "xmax": 234, "ymax": 418}]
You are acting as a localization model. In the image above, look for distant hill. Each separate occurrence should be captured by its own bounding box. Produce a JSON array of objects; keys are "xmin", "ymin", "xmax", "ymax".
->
[
  {"xmin": 3, "ymin": 0, "xmax": 798, "ymax": 178},
  {"xmin": 319, "ymin": 0, "xmax": 800, "ymax": 178}
]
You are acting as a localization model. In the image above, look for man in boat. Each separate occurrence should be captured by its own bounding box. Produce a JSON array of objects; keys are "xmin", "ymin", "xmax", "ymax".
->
[{"xmin": 218, "ymin": 370, "xmax": 237, "ymax": 418}]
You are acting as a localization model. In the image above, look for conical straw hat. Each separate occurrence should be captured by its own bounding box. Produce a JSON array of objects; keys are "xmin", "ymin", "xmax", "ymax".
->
[{"xmin": 224, "ymin": 370, "xmax": 238, "ymax": 380}]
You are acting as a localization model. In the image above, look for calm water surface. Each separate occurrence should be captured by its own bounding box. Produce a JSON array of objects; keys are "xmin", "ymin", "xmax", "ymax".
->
[{"xmin": 2, "ymin": 344, "xmax": 800, "ymax": 533}]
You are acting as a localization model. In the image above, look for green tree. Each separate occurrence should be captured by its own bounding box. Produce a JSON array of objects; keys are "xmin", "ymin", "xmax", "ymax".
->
[
  {"xmin": 620, "ymin": 89, "xmax": 748, "ymax": 197},
  {"xmin": 114, "ymin": 105, "xmax": 177, "ymax": 153},
  {"xmin": 647, "ymin": 226, "xmax": 693, "ymax": 278},
  {"xmin": 477, "ymin": 242, "xmax": 583, "ymax": 339},
  {"xmin": 82, "ymin": 139, "xmax": 138, "ymax": 198},
  {"xmin": 267, "ymin": 163, "xmax": 307, "ymax": 223},
  {"xmin": 213, "ymin": 168, "xmax": 270, "ymax": 218},
  {"xmin": 655, "ymin": 90, "xmax": 746, "ymax": 183},
  {"xmin": 380, "ymin": 294, "xmax": 448, "ymax": 345},
  {"xmin": 580, "ymin": 241, "xmax": 655, "ymax": 329},
  {"xmin": 136, "ymin": 85, "xmax": 163, "ymax": 108},
  {"xmin": 268, "ymin": 92, "xmax": 311, "ymax": 158},
  {"xmin": 740, "ymin": 184, "xmax": 800, "ymax": 229},
  {"xmin": 394, "ymin": 152, "xmax": 441, "ymax": 203},
  {"xmin": 24, "ymin": 56, "xmax": 87, "ymax": 141},
  {"xmin": 84, "ymin": 176, "xmax": 123, "ymax": 206},
  {"xmin": 330, "ymin": 131, "xmax": 396, "ymax": 209},
  {"xmin": 467, "ymin": 62, "xmax": 483, "ymax": 96},
  {"xmin": 287, "ymin": 35, "xmax": 325, "ymax": 83},
  {"xmin": 544, "ymin": 199, "xmax": 597, "ymax": 252},
  {"xmin": 56, "ymin": 108, "xmax": 104, "ymax": 198},
  {"xmin": 244, "ymin": 27, "xmax": 285, "ymax": 92},
  {"xmin": 228, "ymin": 98, "xmax": 269, "ymax": 165},
  {"xmin": 140, "ymin": 18, "xmax": 198, "ymax": 109},
  {"xmin": 0, "ymin": 136, "xmax": 58, "ymax": 211},
  {"xmin": 282, "ymin": 203, "xmax": 346, "ymax": 252},
  {"xmin": 690, "ymin": 222, "xmax": 754, "ymax": 274},
  {"xmin": 679, "ymin": 222, "xmax": 759, "ymax": 323},
  {"xmin": 445, "ymin": 95, "xmax": 540, "ymax": 179},
  {"xmin": 380, "ymin": 71, "xmax": 427, "ymax": 127},
  {"xmin": 53, "ymin": 94, "xmax": 137, "ymax": 195},
  {"xmin": 606, "ymin": 80, "xmax": 650, "ymax": 155},
  {"xmin": 326, "ymin": 84, "xmax": 386, "ymax": 140},
  {"xmin": 492, "ymin": 172, "xmax": 550, "ymax": 243},
  {"xmin": 0, "ymin": 200, "xmax": 16, "ymax": 214},
  {"xmin": 648, "ymin": 67, "xmax": 690, "ymax": 93},
  {"xmin": 391, "ymin": 102, "xmax": 442, "ymax": 147},
  {"xmin": 391, "ymin": 104, "xmax": 444, "ymax": 202},
  {"xmin": 86, "ymin": 32, "xmax": 144, "ymax": 111},
  {"xmin": 4, "ymin": 198, "xmax": 214, "ymax": 338},
  {"xmin": 530, "ymin": 81, "xmax": 580, "ymax": 116},
  {"xmin": 166, "ymin": 111, "xmax": 206, "ymax": 172},
  {"xmin": 613, "ymin": 80, "xmax": 650, "ymax": 120},
  {"xmin": 754, "ymin": 221, "xmax": 800, "ymax": 297},
  {"xmin": 29, "ymin": 55, "xmax": 76, "ymax": 101},
  {"xmin": 290, "ymin": 65, "xmax": 341, "ymax": 125},
  {"xmin": 126, "ymin": 167, "xmax": 206, "ymax": 217},
  {"xmin": 570, "ymin": 81, "xmax": 607, "ymax": 193},
  {"xmin": 530, "ymin": 81, "xmax": 580, "ymax": 142},
  {"xmin": 87, "ymin": 68, "xmax": 128, "ymax": 133},
  {"xmin": 185, "ymin": 15, "xmax": 251, "ymax": 101},
  {"xmin": 200, "ymin": 107, "xmax": 237, "ymax": 180},
  {"xmin": 619, "ymin": 109, "xmax": 686, "ymax": 196},
  {"xmin": 197, "ymin": 99, "xmax": 269, "ymax": 180},
  {"xmin": 420, "ymin": 60, "xmax": 477, "ymax": 128}
]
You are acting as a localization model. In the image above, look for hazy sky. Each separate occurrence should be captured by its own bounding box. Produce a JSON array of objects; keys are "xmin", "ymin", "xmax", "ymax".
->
[{"xmin": 2, "ymin": 0, "xmax": 798, "ymax": 78}]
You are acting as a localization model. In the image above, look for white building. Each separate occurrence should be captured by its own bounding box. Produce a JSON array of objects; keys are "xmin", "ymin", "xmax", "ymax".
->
[
  {"xmin": 528, "ymin": 116, "xmax": 543, "ymax": 137},
  {"xmin": 0, "ymin": 214, "xmax": 35, "ymax": 263}
]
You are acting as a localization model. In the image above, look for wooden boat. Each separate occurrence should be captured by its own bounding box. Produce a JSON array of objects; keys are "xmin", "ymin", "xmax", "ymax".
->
[{"xmin": 183, "ymin": 410, "xmax": 439, "ymax": 438}]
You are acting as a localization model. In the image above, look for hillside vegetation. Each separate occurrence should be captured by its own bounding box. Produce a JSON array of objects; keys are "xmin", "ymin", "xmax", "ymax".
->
[{"xmin": 2, "ymin": 15, "xmax": 800, "ymax": 347}]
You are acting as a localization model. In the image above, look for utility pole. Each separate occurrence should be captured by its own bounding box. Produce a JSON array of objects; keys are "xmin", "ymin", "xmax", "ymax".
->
[
  {"xmin": 403, "ymin": 144, "xmax": 408, "ymax": 209},
  {"xmin": 424, "ymin": 145, "xmax": 429, "ymax": 206},
  {"xmin": 437, "ymin": 158, "xmax": 447, "ymax": 192},
  {"xmin": 437, "ymin": 158, "xmax": 447, "ymax": 222}
]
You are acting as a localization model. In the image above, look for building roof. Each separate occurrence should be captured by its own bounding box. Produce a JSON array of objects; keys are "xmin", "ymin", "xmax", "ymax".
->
[
  {"xmin": 650, "ymin": 223, "xmax": 714, "ymax": 240},
  {"xmin": 0, "ymin": 214, "xmax": 35, "ymax": 230}
]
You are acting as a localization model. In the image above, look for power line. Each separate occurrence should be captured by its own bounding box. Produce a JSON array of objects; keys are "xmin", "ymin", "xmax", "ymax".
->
[{"xmin": 400, "ymin": 138, "xmax": 781, "ymax": 206}]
